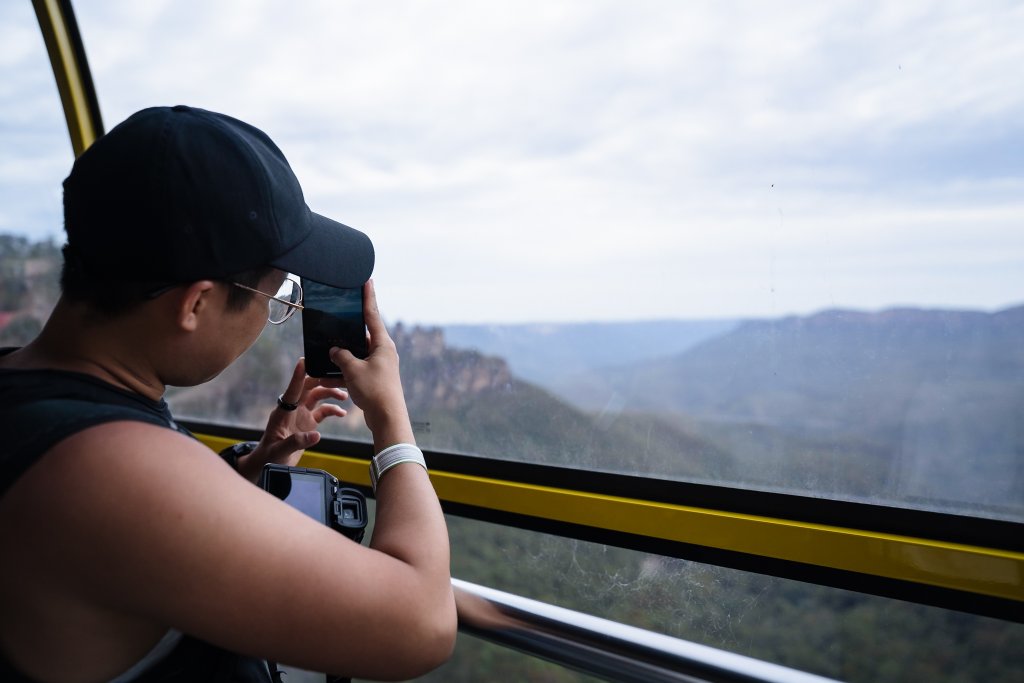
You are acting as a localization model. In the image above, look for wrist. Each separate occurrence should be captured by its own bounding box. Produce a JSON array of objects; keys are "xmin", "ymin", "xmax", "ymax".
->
[
  {"xmin": 219, "ymin": 441, "xmax": 262, "ymax": 483},
  {"xmin": 368, "ymin": 407, "xmax": 415, "ymax": 450},
  {"xmin": 370, "ymin": 443, "xmax": 427, "ymax": 493}
]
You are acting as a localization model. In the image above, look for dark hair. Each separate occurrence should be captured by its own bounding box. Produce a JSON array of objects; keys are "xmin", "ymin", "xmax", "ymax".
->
[
  {"xmin": 61, "ymin": 244, "xmax": 274, "ymax": 317},
  {"xmin": 224, "ymin": 266, "xmax": 276, "ymax": 311}
]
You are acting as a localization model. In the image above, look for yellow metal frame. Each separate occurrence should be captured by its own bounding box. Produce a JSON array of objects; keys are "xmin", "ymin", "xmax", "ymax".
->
[
  {"xmin": 197, "ymin": 436, "xmax": 1024, "ymax": 604},
  {"xmin": 33, "ymin": 0, "xmax": 102, "ymax": 156}
]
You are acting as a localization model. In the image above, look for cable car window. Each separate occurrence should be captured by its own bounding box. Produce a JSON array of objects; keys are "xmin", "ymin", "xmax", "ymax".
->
[
  {"xmin": 6, "ymin": 2, "xmax": 1015, "ymax": 505},
  {"xmin": 94, "ymin": 1, "xmax": 1024, "ymax": 521},
  {"xmin": 4, "ymin": 3, "xmax": 1021, "ymax": 681},
  {"xmin": 4, "ymin": 1, "xmax": 1015, "ymax": 519},
  {"xmin": 0, "ymin": 2, "xmax": 68, "ymax": 347}
]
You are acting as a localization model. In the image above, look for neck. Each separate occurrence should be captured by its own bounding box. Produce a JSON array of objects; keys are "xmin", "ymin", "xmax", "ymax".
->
[{"xmin": 14, "ymin": 298, "xmax": 167, "ymax": 401}]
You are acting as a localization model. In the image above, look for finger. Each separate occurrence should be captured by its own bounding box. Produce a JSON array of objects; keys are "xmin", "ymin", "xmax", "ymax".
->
[
  {"xmin": 316, "ymin": 376, "xmax": 347, "ymax": 390},
  {"xmin": 280, "ymin": 358, "xmax": 308, "ymax": 406},
  {"xmin": 329, "ymin": 345, "xmax": 358, "ymax": 375},
  {"xmin": 303, "ymin": 386, "xmax": 348, "ymax": 409},
  {"xmin": 308, "ymin": 385, "xmax": 348, "ymax": 401},
  {"xmin": 362, "ymin": 279, "xmax": 392, "ymax": 346},
  {"xmin": 266, "ymin": 430, "xmax": 320, "ymax": 458},
  {"xmin": 311, "ymin": 404, "xmax": 347, "ymax": 422}
]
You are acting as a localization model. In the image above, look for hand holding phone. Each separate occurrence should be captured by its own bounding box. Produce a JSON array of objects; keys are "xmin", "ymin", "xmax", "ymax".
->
[
  {"xmin": 302, "ymin": 279, "xmax": 368, "ymax": 377},
  {"xmin": 326, "ymin": 281, "xmax": 415, "ymax": 447}
]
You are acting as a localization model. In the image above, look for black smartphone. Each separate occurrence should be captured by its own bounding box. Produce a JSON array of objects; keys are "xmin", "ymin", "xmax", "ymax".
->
[
  {"xmin": 301, "ymin": 279, "xmax": 368, "ymax": 377},
  {"xmin": 259, "ymin": 464, "xmax": 367, "ymax": 542}
]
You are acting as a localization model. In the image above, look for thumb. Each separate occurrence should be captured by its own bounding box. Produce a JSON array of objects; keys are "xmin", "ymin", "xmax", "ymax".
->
[{"xmin": 329, "ymin": 346, "xmax": 358, "ymax": 373}]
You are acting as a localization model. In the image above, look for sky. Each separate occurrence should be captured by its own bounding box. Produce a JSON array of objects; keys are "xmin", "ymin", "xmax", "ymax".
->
[{"xmin": 1, "ymin": 0, "xmax": 1022, "ymax": 324}]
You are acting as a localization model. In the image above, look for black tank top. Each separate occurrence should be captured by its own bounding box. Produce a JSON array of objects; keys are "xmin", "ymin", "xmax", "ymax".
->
[{"xmin": 0, "ymin": 351, "xmax": 275, "ymax": 683}]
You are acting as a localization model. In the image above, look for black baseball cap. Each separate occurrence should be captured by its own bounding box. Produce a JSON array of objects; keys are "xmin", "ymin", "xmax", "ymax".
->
[{"xmin": 62, "ymin": 105, "xmax": 374, "ymax": 289}]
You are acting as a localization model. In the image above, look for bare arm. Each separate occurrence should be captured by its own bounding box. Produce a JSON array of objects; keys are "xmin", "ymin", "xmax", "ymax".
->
[
  {"xmin": 1, "ymin": 281, "xmax": 454, "ymax": 681},
  {"xmin": 328, "ymin": 279, "xmax": 456, "ymax": 671},
  {"xmin": 7, "ymin": 421, "xmax": 453, "ymax": 680}
]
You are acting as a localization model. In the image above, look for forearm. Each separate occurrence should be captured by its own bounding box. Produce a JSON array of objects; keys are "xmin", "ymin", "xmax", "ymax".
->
[
  {"xmin": 369, "ymin": 453, "xmax": 453, "ymax": 616},
  {"xmin": 325, "ymin": 281, "xmax": 455, "ymax": 649},
  {"xmin": 371, "ymin": 459, "xmax": 449, "ymax": 560},
  {"xmin": 370, "ymin": 408, "xmax": 416, "ymax": 453}
]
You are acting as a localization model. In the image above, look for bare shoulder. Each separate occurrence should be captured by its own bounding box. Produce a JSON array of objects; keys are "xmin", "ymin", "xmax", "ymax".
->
[
  {"xmin": 9, "ymin": 419, "xmax": 215, "ymax": 494},
  {"xmin": 1, "ymin": 420, "xmax": 450, "ymax": 677},
  {"xmin": 0, "ymin": 421, "xmax": 223, "ymax": 680},
  {"xmin": 0, "ymin": 421, "xmax": 246, "ymax": 606}
]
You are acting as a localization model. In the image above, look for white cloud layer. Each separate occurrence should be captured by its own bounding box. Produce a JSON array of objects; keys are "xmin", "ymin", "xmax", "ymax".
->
[{"xmin": 1, "ymin": 0, "xmax": 1022, "ymax": 322}]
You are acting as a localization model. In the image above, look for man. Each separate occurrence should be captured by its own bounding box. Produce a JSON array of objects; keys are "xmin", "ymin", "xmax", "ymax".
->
[{"xmin": 0, "ymin": 106, "xmax": 456, "ymax": 682}]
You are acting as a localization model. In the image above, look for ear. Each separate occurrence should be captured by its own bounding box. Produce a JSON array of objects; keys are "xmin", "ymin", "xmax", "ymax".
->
[{"xmin": 175, "ymin": 281, "xmax": 218, "ymax": 332}]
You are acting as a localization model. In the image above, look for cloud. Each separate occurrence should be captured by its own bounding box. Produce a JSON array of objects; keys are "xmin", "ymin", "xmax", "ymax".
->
[{"xmin": 2, "ymin": 0, "xmax": 1022, "ymax": 321}]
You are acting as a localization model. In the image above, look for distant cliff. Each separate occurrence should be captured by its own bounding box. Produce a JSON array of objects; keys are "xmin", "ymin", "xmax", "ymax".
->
[{"xmin": 392, "ymin": 323, "xmax": 513, "ymax": 410}]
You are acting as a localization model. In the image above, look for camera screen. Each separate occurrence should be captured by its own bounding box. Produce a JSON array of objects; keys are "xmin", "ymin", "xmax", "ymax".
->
[
  {"xmin": 302, "ymin": 279, "xmax": 367, "ymax": 376},
  {"xmin": 263, "ymin": 469, "xmax": 327, "ymax": 524}
]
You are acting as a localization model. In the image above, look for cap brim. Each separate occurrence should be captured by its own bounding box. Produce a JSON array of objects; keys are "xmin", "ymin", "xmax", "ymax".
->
[{"xmin": 270, "ymin": 212, "xmax": 375, "ymax": 289}]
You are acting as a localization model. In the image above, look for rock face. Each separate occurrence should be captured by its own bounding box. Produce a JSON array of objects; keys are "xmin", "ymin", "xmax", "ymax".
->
[
  {"xmin": 387, "ymin": 322, "xmax": 733, "ymax": 479},
  {"xmin": 392, "ymin": 323, "xmax": 513, "ymax": 411}
]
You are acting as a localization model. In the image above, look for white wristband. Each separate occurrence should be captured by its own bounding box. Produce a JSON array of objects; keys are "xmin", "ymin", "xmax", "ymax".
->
[{"xmin": 370, "ymin": 443, "xmax": 427, "ymax": 493}]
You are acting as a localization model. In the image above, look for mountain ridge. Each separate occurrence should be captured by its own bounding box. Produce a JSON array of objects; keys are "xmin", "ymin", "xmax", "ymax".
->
[{"xmin": 543, "ymin": 303, "xmax": 1023, "ymax": 515}]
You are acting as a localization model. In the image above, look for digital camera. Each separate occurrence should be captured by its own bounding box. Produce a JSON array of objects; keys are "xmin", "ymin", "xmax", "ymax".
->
[{"xmin": 259, "ymin": 463, "xmax": 368, "ymax": 542}]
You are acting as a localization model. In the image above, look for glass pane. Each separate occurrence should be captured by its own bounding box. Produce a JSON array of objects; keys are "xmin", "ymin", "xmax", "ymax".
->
[
  {"xmin": 441, "ymin": 516, "xmax": 1024, "ymax": 683},
  {"xmin": 66, "ymin": 1, "xmax": 1024, "ymax": 519},
  {"xmin": 7, "ymin": 6, "xmax": 1019, "ymax": 682},
  {"xmin": 0, "ymin": 2, "xmax": 70, "ymax": 240},
  {"xmin": 0, "ymin": 2, "xmax": 69, "ymax": 346},
  {"xmin": 6, "ymin": 5, "xmax": 1020, "ymax": 513}
]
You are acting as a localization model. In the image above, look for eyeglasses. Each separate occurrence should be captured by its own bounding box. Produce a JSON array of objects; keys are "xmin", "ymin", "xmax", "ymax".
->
[{"xmin": 232, "ymin": 276, "xmax": 304, "ymax": 324}]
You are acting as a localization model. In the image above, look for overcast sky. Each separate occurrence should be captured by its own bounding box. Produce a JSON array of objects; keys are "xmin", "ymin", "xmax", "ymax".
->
[{"xmin": 2, "ymin": 1, "xmax": 1022, "ymax": 324}]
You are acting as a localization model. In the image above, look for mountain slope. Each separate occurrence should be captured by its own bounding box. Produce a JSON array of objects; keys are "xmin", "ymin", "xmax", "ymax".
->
[
  {"xmin": 392, "ymin": 324, "xmax": 736, "ymax": 481},
  {"xmin": 554, "ymin": 306, "xmax": 1024, "ymax": 514},
  {"xmin": 599, "ymin": 306, "xmax": 1022, "ymax": 429}
]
